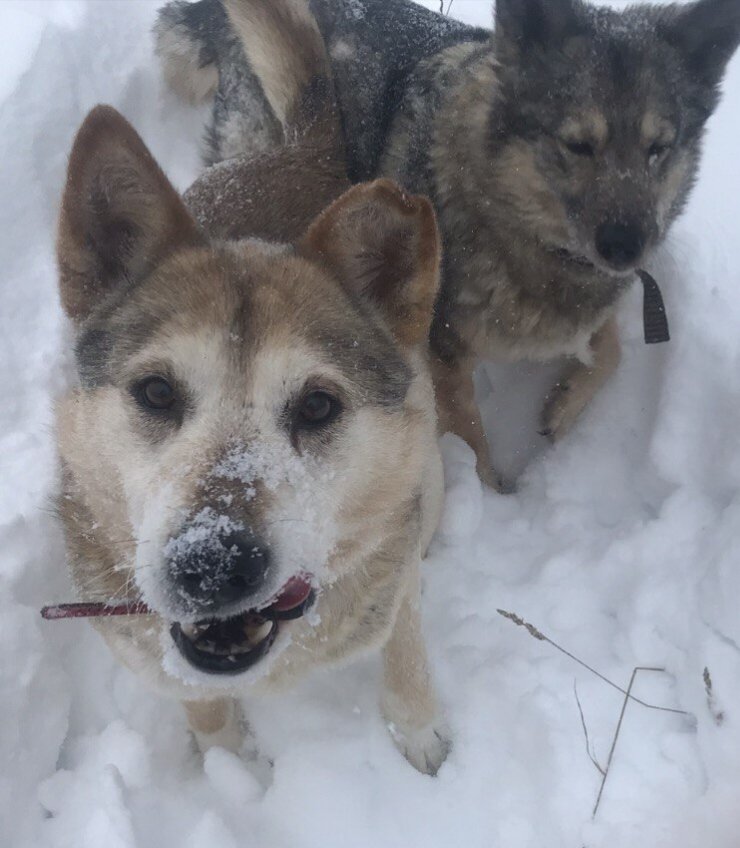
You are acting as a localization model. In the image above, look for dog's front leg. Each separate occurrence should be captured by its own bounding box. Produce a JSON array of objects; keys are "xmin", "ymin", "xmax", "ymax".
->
[
  {"xmin": 381, "ymin": 567, "xmax": 450, "ymax": 775},
  {"xmin": 541, "ymin": 316, "xmax": 621, "ymax": 440},
  {"xmin": 432, "ymin": 355, "xmax": 505, "ymax": 490},
  {"xmin": 184, "ymin": 697, "xmax": 245, "ymax": 755}
]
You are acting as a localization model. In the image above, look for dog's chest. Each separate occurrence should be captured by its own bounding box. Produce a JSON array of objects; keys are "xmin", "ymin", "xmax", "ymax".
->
[{"xmin": 447, "ymin": 256, "xmax": 613, "ymax": 363}]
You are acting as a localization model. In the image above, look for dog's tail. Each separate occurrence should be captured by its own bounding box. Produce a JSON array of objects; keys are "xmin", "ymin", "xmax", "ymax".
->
[
  {"xmin": 154, "ymin": 0, "xmax": 221, "ymax": 106},
  {"xmin": 155, "ymin": 0, "xmax": 340, "ymax": 151},
  {"xmin": 222, "ymin": 0, "xmax": 339, "ymax": 145}
]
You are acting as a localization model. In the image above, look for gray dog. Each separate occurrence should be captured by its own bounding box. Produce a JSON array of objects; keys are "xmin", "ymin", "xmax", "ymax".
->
[{"xmin": 155, "ymin": 0, "xmax": 740, "ymax": 486}]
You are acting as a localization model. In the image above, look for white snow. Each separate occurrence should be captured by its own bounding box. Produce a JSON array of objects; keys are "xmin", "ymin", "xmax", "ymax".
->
[{"xmin": 2, "ymin": 1, "xmax": 740, "ymax": 846}]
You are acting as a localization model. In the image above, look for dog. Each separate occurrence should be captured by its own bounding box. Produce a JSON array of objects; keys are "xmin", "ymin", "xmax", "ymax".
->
[
  {"xmin": 55, "ymin": 0, "xmax": 450, "ymax": 775},
  {"xmin": 155, "ymin": 0, "xmax": 740, "ymax": 487}
]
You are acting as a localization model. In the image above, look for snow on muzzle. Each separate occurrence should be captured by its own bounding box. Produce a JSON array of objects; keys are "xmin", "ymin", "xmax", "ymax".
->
[{"xmin": 170, "ymin": 573, "xmax": 315, "ymax": 675}]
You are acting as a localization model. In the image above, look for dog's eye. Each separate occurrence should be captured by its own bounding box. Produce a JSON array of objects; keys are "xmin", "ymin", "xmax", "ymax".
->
[
  {"xmin": 136, "ymin": 376, "xmax": 176, "ymax": 411},
  {"xmin": 563, "ymin": 140, "xmax": 595, "ymax": 157},
  {"xmin": 648, "ymin": 142, "xmax": 671, "ymax": 163},
  {"xmin": 296, "ymin": 391, "xmax": 340, "ymax": 428}
]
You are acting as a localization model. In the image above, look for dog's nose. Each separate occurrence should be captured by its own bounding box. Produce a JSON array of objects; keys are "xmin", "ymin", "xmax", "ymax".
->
[
  {"xmin": 169, "ymin": 530, "xmax": 270, "ymax": 612},
  {"xmin": 595, "ymin": 221, "xmax": 645, "ymax": 269}
]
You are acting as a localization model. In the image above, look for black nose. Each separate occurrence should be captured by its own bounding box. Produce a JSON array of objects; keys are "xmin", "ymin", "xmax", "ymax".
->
[
  {"xmin": 595, "ymin": 221, "xmax": 645, "ymax": 268},
  {"xmin": 168, "ymin": 530, "xmax": 270, "ymax": 613}
]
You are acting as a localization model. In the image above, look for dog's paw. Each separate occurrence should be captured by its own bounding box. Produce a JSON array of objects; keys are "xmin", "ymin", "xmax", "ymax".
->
[
  {"xmin": 493, "ymin": 471, "xmax": 518, "ymax": 494},
  {"xmin": 540, "ymin": 379, "xmax": 583, "ymax": 441},
  {"xmin": 192, "ymin": 720, "xmax": 245, "ymax": 756},
  {"xmin": 388, "ymin": 720, "xmax": 451, "ymax": 776},
  {"xmin": 476, "ymin": 462, "xmax": 516, "ymax": 494},
  {"xmin": 190, "ymin": 701, "xmax": 247, "ymax": 757}
]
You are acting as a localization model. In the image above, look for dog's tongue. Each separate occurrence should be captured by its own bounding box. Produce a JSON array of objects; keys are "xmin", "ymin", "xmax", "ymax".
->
[{"xmin": 269, "ymin": 574, "xmax": 313, "ymax": 612}]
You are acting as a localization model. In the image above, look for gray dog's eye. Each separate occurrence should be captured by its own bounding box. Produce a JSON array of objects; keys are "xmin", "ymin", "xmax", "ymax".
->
[
  {"xmin": 648, "ymin": 141, "xmax": 672, "ymax": 163},
  {"xmin": 563, "ymin": 140, "xmax": 595, "ymax": 157}
]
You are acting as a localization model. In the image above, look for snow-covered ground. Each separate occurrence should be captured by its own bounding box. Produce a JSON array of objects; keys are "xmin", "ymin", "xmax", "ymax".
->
[{"xmin": 2, "ymin": 1, "xmax": 740, "ymax": 846}]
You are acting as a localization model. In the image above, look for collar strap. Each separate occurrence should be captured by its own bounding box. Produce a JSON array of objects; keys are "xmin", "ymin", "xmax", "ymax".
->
[{"xmin": 637, "ymin": 270, "xmax": 670, "ymax": 344}]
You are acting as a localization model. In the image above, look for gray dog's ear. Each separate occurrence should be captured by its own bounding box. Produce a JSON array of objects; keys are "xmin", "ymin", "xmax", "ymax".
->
[
  {"xmin": 300, "ymin": 179, "xmax": 441, "ymax": 348},
  {"xmin": 57, "ymin": 105, "xmax": 203, "ymax": 322},
  {"xmin": 663, "ymin": 0, "xmax": 740, "ymax": 89},
  {"xmin": 494, "ymin": 0, "xmax": 583, "ymax": 55}
]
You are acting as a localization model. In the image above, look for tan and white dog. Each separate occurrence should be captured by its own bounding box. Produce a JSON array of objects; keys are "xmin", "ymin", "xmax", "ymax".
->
[{"xmin": 54, "ymin": 0, "xmax": 448, "ymax": 775}]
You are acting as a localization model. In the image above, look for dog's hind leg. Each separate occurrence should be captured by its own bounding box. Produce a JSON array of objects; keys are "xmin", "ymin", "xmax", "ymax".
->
[
  {"xmin": 432, "ymin": 355, "xmax": 507, "ymax": 491},
  {"xmin": 184, "ymin": 698, "xmax": 246, "ymax": 755},
  {"xmin": 540, "ymin": 316, "xmax": 621, "ymax": 441},
  {"xmin": 381, "ymin": 565, "xmax": 450, "ymax": 776}
]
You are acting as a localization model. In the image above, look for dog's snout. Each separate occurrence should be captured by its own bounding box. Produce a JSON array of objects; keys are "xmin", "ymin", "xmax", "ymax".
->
[
  {"xmin": 169, "ymin": 530, "xmax": 270, "ymax": 613},
  {"xmin": 595, "ymin": 220, "xmax": 645, "ymax": 269}
]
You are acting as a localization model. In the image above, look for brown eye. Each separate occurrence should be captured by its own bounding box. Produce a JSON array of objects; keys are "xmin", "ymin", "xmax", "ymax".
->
[
  {"xmin": 564, "ymin": 140, "xmax": 594, "ymax": 157},
  {"xmin": 137, "ymin": 377, "xmax": 176, "ymax": 411},
  {"xmin": 297, "ymin": 391, "xmax": 339, "ymax": 427}
]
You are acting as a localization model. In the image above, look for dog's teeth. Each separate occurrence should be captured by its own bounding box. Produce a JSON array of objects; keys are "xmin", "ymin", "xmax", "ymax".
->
[
  {"xmin": 246, "ymin": 620, "xmax": 273, "ymax": 646},
  {"xmin": 182, "ymin": 622, "xmax": 212, "ymax": 641}
]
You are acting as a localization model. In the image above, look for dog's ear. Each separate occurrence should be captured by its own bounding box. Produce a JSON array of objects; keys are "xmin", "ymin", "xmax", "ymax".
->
[
  {"xmin": 663, "ymin": 0, "xmax": 740, "ymax": 89},
  {"xmin": 494, "ymin": 0, "xmax": 582, "ymax": 56},
  {"xmin": 300, "ymin": 180, "xmax": 441, "ymax": 348},
  {"xmin": 57, "ymin": 105, "xmax": 202, "ymax": 322}
]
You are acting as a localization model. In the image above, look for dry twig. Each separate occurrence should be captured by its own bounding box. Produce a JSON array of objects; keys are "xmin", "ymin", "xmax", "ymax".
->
[
  {"xmin": 497, "ymin": 609, "xmax": 692, "ymax": 820},
  {"xmin": 574, "ymin": 681, "xmax": 604, "ymax": 776},
  {"xmin": 497, "ymin": 610, "xmax": 689, "ymax": 716},
  {"xmin": 592, "ymin": 666, "xmax": 666, "ymax": 817},
  {"xmin": 704, "ymin": 667, "xmax": 725, "ymax": 726}
]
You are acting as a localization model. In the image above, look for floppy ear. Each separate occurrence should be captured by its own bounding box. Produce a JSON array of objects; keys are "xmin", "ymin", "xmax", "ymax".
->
[
  {"xmin": 300, "ymin": 180, "xmax": 441, "ymax": 348},
  {"xmin": 494, "ymin": 0, "xmax": 583, "ymax": 56},
  {"xmin": 664, "ymin": 0, "xmax": 740, "ymax": 89},
  {"xmin": 57, "ymin": 105, "xmax": 202, "ymax": 322}
]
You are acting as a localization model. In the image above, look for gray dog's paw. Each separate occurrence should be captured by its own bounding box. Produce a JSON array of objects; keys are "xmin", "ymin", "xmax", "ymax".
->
[
  {"xmin": 388, "ymin": 719, "xmax": 451, "ymax": 776},
  {"xmin": 540, "ymin": 379, "xmax": 580, "ymax": 441}
]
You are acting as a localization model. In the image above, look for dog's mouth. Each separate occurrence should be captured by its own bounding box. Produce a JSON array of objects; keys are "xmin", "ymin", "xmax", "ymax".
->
[
  {"xmin": 552, "ymin": 245, "xmax": 641, "ymax": 278},
  {"xmin": 170, "ymin": 574, "xmax": 315, "ymax": 675},
  {"xmin": 552, "ymin": 246, "xmax": 595, "ymax": 268}
]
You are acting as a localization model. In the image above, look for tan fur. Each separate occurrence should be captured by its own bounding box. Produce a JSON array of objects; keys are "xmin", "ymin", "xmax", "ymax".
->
[
  {"xmin": 381, "ymin": 566, "xmax": 450, "ymax": 773},
  {"xmin": 301, "ymin": 179, "xmax": 441, "ymax": 348},
  {"xmin": 57, "ymin": 106, "xmax": 202, "ymax": 323},
  {"xmin": 558, "ymin": 111, "xmax": 609, "ymax": 151},
  {"xmin": 640, "ymin": 111, "xmax": 677, "ymax": 148},
  {"xmin": 184, "ymin": 698, "xmax": 245, "ymax": 753},
  {"xmin": 55, "ymin": 100, "xmax": 448, "ymax": 774},
  {"xmin": 184, "ymin": 147, "xmax": 350, "ymax": 243},
  {"xmin": 223, "ymin": 0, "xmax": 330, "ymax": 133},
  {"xmin": 431, "ymin": 356, "xmax": 496, "ymax": 489}
]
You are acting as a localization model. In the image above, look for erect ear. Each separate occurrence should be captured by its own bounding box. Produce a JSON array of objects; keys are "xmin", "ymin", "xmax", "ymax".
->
[
  {"xmin": 57, "ymin": 105, "xmax": 203, "ymax": 322},
  {"xmin": 494, "ymin": 0, "xmax": 583, "ymax": 57},
  {"xmin": 299, "ymin": 180, "xmax": 441, "ymax": 348},
  {"xmin": 663, "ymin": 0, "xmax": 740, "ymax": 89}
]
